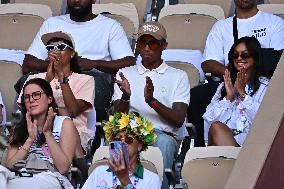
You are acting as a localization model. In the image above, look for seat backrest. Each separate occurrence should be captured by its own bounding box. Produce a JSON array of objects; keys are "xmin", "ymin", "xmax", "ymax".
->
[
  {"xmin": 99, "ymin": 0, "xmax": 147, "ymax": 26},
  {"xmin": 257, "ymin": 4, "xmax": 284, "ymax": 19},
  {"xmin": 140, "ymin": 146, "xmax": 163, "ymax": 182},
  {"xmin": 158, "ymin": 4, "xmax": 224, "ymax": 51},
  {"xmin": 183, "ymin": 0, "xmax": 235, "ymax": 18},
  {"xmin": 166, "ymin": 61, "xmax": 200, "ymax": 89},
  {"xmin": 92, "ymin": 3, "xmax": 138, "ymax": 37},
  {"xmin": 14, "ymin": 0, "xmax": 63, "ymax": 16},
  {"xmin": 184, "ymin": 146, "xmax": 241, "ymax": 162},
  {"xmin": 269, "ymin": 0, "xmax": 284, "ymax": 3},
  {"xmin": 182, "ymin": 158, "xmax": 236, "ymax": 189},
  {"xmin": 0, "ymin": 61, "xmax": 22, "ymax": 122},
  {"xmin": 89, "ymin": 146, "xmax": 162, "ymax": 181},
  {"xmin": 0, "ymin": 3, "xmax": 52, "ymax": 19},
  {"xmin": 182, "ymin": 146, "xmax": 241, "ymax": 189},
  {"xmin": 0, "ymin": 14, "xmax": 44, "ymax": 50}
]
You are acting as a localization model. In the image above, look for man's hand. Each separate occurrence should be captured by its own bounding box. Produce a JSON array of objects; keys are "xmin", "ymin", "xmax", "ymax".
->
[
  {"xmin": 144, "ymin": 76, "xmax": 154, "ymax": 104},
  {"xmin": 116, "ymin": 72, "xmax": 131, "ymax": 100}
]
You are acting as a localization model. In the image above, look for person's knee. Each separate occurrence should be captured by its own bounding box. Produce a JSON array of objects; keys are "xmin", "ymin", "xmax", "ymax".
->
[{"xmin": 209, "ymin": 121, "xmax": 223, "ymax": 135}]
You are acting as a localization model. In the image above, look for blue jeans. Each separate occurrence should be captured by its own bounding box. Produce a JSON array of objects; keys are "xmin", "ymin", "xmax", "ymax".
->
[{"xmin": 152, "ymin": 129, "xmax": 178, "ymax": 189}]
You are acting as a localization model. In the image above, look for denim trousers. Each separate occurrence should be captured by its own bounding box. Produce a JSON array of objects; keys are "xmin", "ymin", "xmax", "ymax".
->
[{"xmin": 152, "ymin": 129, "xmax": 178, "ymax": 189}]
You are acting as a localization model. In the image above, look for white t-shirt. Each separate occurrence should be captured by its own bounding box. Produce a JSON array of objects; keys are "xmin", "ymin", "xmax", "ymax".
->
[
  {"xmin": 82, "ymin": 165, "xmax": 161, "ymax": 189},
  {"xmin": 112, "ymin": 63, "xmax": 190, "ymax": 136},
  {"xmin": 203, "ymin": 11, "xmax": 284, "ymax": 66},
  {"xmin": 26, "ymin": 14, "xmax": 134, "ymax": 62}
]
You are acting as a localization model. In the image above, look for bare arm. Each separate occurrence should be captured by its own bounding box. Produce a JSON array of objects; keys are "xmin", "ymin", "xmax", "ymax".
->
[
  {"xmin": 201, "ymin": 60, "xmax": 226, "ymax": 77},
  {"xmin": 144, "ymin": 77, "xmax": 188, "ymax": 128},
  {"xmin": 78, "ymin": 56, "xmax": 135, "ymax": 74},
  {"xmin": 6, "ymin": 139, "xmax": 34, "ymax": 169},
  {"xmin": 59, "ymin": 81, "xmax": 91, "ymax": 117},
  {"xmin": 22, "ymin": 54, "xmax": 49, "ymax": 74},
  {"xmin": 44, "ymin": 118, "xmax": 78, "ymax": 174}
]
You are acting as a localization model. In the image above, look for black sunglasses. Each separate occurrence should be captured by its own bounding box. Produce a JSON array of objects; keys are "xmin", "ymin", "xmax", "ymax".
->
[
  {"xmin": 23, "ymin": 91, "xmax": 45, "ymax": 102},
  {"xmin": 136, "ymin": 39, "xmax": 162, "ymax": 50},
  {"xmin": 46, "ymin": 43, "xmax": 73, "ymax": 52},
  {"xmin": 231, "ymin": 52, "xmax": 252, "ymax": 60},
  {"xmin": 113, "ymin": 135, "xmax": 135, "ymax": 144}
]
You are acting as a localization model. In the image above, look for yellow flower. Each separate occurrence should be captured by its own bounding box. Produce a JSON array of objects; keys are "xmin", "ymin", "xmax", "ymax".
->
[
  {"xmin": 145, "ymin": 121, "xmax": 154, "ymax": 133},
  {"xmin": 118, "ymin": 114, "xmax": 130, "ymax": 130},
  {"xmin": 109, "ymin": 115, "xmax": 114, "ymax": 123},
  {"xmin": 136, "ymin": 117, "xmax": 142, "ymax": 126}
]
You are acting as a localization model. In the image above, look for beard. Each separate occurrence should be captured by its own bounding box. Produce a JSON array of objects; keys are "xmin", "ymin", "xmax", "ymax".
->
[
  {"xmin": 234, "ymin": 0, "xmax": 256, "ymax": 10},
  {"xmin": 68, "ymin": 2, "xmax": 92, "ymax": 20}
]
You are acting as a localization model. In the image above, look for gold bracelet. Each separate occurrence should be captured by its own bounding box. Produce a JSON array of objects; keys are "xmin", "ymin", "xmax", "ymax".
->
[
  {"xmin": 240, "ymin": 93, "xmax": 247, "ymax": 99},
  {"xmin": 19, "ymin": 145, "xmax": 29, "ymax": 152}
]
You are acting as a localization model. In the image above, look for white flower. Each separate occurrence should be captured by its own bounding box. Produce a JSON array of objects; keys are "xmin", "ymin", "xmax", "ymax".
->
[{"xmin": 130, "ymin": 119, "xmax": 137, "ymax": 129}]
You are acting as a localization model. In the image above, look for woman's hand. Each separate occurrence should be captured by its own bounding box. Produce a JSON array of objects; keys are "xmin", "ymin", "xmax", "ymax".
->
[
  {"xmin": 46, "ymin": 61, "xmax": 55, "ymax": 82},
  {"xmin": 223, "ymin": 69, "xmax": 236, "ymax": 101},
  {"xmin": 235, "ymin": 69, "xmax": 248, "ymax": 96},
  {"xmin": 26, "ymin": 112, "xmax": 37, "ymax": 142},
  {"xmin": 116, "ymin": 72, "xmax": 131, "ymax": 100},
  {"xmin": 108, "ymin": 149, "xmax": 131, "ymax": 186},
  {"xmin": 43, "ymin": 108, "xmax": 56, "ymax": 136}
]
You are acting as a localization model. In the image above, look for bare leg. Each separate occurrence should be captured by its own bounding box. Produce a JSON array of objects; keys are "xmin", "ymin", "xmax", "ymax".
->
[{"xmin": 208, "ymin": 121, "xmax": 240, "ymax": 146}]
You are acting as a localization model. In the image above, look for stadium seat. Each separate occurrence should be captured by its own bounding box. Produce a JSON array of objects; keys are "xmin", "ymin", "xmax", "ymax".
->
[
  {"xmin": 14, "ymin": 0, "xmax": 63, "ymax": 16},
  {"xmin": 166, "ymin": 61, "xmax": 200, "ymax": 89},
  {"xmin": 0, "ymin": 61, "xmax": 22, "ymax": 125},
  {"xmin": 257, "ymin": 4, "xmax": 284, "ymax": 19},
  {"xmin": 182, "ymin": 0, "xmax": 235, "ymax": 18},
  {"xmin": 88, "ymin": 146, "xmax": 163, "ymax": 182},
  {"xmin": 181, "ymin": 146, "xmax": 241, "ymax": 189},
  {"xmin": 158, "ymin": 4, "xmax": 225, "ymax": 51},
  {"xmin": 98, "ymin": 0, "xmax": 148, "ymax": 26}
]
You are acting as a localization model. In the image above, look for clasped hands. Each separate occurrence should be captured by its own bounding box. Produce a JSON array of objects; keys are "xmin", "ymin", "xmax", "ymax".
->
[
  {"xmin": 46, "ymin": 51, "xmax": 65, "ymax": 82},
  {"xmin": 116, "ymin": 72, "xmax": 155, "ymax": 104},
  {"xmin": 223, "ymin": 69, "xmax": 248, "ymax": 101}
]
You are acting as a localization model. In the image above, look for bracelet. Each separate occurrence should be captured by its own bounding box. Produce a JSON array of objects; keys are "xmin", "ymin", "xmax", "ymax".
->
[
  {"xmin": 120, "ymin": 98, "xmax": 130, "ymax": 103},
  {"xmin": 19, "ymin": 145, "xmax": 29, "ymax": 152},
  {"xmin": 149, "ymin": 99, "xmax": 159, "ymax": 110},
  {"xmin": 239, "ymin": 93, "xmax": 247, "ymax": 99}
]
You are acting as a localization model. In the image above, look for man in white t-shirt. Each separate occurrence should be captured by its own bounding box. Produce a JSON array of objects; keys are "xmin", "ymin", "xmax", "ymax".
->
[
  {"xmin": 202, "ymin": 0, "xmax": 284, "ymax": 77},
  {"xmin": 188, "ymin": 0, "xmax": 284, "ymax": 147},
  {"xmin": 22, "ymin": 0, "xmax": 134, "ymax": 76},
  {"xmin": 112, "ymin": 22, "xmax": 190, "ymax": 189}
]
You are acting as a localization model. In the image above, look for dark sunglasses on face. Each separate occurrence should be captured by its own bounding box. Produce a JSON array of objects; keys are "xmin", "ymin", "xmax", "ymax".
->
[
  {"xmin": 136, "ymin": 39, "xmax": 162, "ymax": 50},
  {"xmin": 24, "ymin": 91, "xmax": 45, "ymax": 102},
  {"xmin": 231, "ymin": 52, "xmax": 252, "ymax": 60},
  {"xmin": 113, "ymin": 135, "xmax": 135, "ymax": 144},
  {"xmin": 46, "ymin": 43, "xmax": 73, "ymax": 52}
]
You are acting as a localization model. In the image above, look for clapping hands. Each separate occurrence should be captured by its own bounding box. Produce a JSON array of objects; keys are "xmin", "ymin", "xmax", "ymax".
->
[{"xmin": 223, "ymin": 69, "xmax": 248, "ymax": 101}]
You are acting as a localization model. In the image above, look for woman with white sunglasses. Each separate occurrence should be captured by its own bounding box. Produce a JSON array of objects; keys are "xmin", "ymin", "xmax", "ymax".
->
[{"xmin": 17, "ymin": 32, "xmax": 95, "ymax": 180}]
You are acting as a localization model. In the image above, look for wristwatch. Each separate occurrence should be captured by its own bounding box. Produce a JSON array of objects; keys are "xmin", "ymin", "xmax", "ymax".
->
[
  {"xmin": 58, "ymin": 76, "xmax": 69, "ymax": 84},
  {"xmin": 122, "ymin": 184, "xmax": 134, "ymax": 189}
]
